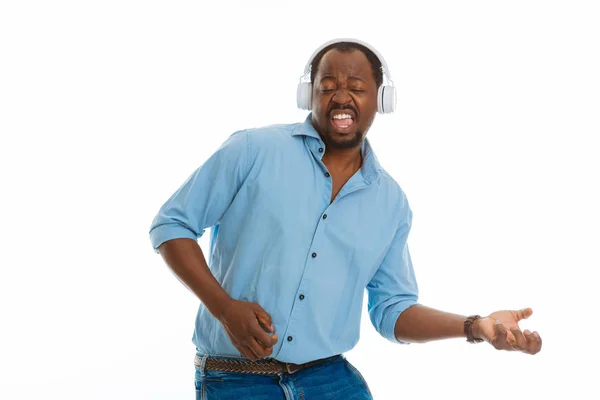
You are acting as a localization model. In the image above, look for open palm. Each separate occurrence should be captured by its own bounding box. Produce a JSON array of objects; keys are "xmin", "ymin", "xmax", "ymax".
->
[{"xmin": 476, "ymin": 308, "xmax": 542, "ymax": 354}]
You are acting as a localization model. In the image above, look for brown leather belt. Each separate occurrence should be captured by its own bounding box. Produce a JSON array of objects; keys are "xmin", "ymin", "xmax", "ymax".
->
[{"xmin": 194, "ymin": 354, "xmax": 341, "ymax": 375}]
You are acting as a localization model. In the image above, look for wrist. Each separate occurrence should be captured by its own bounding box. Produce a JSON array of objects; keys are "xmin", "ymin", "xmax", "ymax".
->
[
  {"xmin": 464, "ymin": 315, "xmax": 485, "ymax": 343},
  {"xmin": 472, "ymin": 318, "xmax": 483, "ymax": 340},
  {"xmin": 209, "ymin": 293, "xmax": 235, "ymax": 321}
]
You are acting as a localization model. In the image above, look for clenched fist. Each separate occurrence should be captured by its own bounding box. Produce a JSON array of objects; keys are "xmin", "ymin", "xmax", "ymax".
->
[{"xmin": 218, "ymin": 299, "xmax": 279, "ymax": 361}]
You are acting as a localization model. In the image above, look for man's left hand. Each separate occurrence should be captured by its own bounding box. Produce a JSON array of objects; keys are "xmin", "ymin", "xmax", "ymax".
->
[{"xmin": 474, "ymin": 308, "xmax": 542, "ymax": 355}]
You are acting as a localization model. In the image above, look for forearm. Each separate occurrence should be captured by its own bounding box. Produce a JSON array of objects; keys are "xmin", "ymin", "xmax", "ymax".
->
[
  {"xmin": 157, "ymin": 238, "xmax": 232, "ymax": 319},
  {"xmin": 394, "ymin": 304, "xmax": 477, "ymax": 343}
]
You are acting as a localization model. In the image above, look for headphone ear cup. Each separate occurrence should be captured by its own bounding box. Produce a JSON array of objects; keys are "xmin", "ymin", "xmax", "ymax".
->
[
  {"xmin": 377, "ymin": 85, "xmax": 397, "ymax": 114},
  {"xmin": 297, "ymin": 82, "xmax": 312, "ymax": 110}
]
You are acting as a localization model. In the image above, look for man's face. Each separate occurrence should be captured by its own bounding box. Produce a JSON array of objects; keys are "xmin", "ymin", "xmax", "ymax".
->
[{"xmin": 310, "ymin": 49, "xmax": 379, "ymax": 150}]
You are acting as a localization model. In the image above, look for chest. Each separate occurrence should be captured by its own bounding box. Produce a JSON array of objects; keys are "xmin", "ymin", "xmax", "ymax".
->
[
  {"xmin": 243, "ymin": 148, "xmax": 398, "ymax": 248},
  {"xmin": 234, "ymin": 136, "xmax": 404, "ymax": 268},
  {"xmin": 329, "ymin": 170, "xmax": 356, "ymax": 204}
]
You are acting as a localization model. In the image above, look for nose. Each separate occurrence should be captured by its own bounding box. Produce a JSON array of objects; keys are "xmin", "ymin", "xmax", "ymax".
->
[{"xmin": 332, "ymin": 88, "xmax": 352, "ymax": 105}]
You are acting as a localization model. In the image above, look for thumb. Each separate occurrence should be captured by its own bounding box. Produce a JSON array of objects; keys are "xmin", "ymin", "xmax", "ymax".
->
[
  {"xmin": 253, "ymin": 304, "xmax": 274, "ymax": 331},
  {"xmin": 515, "ymin": 308, "xmax": 533, "ymax": 321}
]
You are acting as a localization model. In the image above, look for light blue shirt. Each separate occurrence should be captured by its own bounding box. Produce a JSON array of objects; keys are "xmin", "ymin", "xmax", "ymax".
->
[{"xmin": 149, "ymin": 114, "xmax": 419, "ymax": 364}]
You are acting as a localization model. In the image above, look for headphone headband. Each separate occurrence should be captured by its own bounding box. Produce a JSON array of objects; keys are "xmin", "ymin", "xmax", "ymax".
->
[{"xmin": 301, "ymin": 38, "xmax": 393, "ymax": 80}]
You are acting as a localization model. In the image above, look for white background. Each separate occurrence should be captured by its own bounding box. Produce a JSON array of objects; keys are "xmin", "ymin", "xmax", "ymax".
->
[{"xmin": 1, "ymin": 1, "xmax": 598, "ymax": 399}]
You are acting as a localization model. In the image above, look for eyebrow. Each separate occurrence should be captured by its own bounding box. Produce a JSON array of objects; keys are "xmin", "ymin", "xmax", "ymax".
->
[{"xmin": 319, "ymin": 75, "xmax": 367, "ymax": 83}]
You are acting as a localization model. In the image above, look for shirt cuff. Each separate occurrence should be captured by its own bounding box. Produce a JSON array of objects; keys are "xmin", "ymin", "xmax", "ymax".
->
[
  {"xmin": 149, "ymin": 224, "xmax": 201, "ymax": 253},
  {"xmin": 381, "ymin": 300, "xmax": 419, "ymax": 344}
]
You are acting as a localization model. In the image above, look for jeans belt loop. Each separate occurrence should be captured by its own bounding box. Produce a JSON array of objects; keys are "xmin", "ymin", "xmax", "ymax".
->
[{"xmin": 199, "ymin": 354, "xmax": 209, "ymax": 378}]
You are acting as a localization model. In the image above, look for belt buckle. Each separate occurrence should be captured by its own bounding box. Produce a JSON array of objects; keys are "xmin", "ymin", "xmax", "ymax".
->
[{"xmin": 285, "ymin": 362, "xmax": 301, "ymax": 374}]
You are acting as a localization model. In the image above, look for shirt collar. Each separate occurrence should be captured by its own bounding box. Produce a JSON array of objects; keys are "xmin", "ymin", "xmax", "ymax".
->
[
  {"xmin": 292, "ymin": 113, "xmax": 382, "ymax": 184},
  {"xmin": 291, "ymin": 113, "xmax": 322, "ymax": 140}
]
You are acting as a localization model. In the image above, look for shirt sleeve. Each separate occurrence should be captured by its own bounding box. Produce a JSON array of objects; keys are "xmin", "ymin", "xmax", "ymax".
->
[
  {"xmin": 148, "ymin": 130, "xmax": 251, "ymax": 253},
  {"xmin": 367, "ymin": 205, "xmax": 419, "ymax": 344}
]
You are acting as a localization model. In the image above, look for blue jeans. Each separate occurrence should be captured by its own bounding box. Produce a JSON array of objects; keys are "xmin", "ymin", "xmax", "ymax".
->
[{"xmin": 194, "ymin": 352, "xmax": 374, "ymax": 399}]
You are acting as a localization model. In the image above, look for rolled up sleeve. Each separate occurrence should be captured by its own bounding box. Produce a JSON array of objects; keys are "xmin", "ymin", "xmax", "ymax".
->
[
  {"xmin": 149, "ymin": 130, "xmax": 250, "ymax": 253},
  {"xmin": 367, "ymin": 206, "xmax": 419, "ymax": 344}
]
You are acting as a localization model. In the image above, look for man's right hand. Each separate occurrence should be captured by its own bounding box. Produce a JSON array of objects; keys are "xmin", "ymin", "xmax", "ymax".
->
[
  {"xmin": 217, "ymin": 299, "xmax": 279, "ymax": 361},
  {"xmin": 156, "ymin": 239, "xmax": 278, "ymax": 361}
]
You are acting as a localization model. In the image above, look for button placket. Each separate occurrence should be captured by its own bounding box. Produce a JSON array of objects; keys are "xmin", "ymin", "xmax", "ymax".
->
[
  {"xmin": 313, "ymin": 141, "xmax": 326, "ymax": 160},
  {"xmin": 278, "ymin": 197, "xmax": 333, "ymax": 358}
]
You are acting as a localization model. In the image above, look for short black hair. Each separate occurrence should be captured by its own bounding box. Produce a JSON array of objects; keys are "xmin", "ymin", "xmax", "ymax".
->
[{"xmin": 310, "ymin": 42, "xmax": 384, "ymax": 88}]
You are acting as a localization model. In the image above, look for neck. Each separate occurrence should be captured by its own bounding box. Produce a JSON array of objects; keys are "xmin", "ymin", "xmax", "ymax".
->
[{"xmin": 321, "ymin": 145, "xmax": 363, "ymax": 173}]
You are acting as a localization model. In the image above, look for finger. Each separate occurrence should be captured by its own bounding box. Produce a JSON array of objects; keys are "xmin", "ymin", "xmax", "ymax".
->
[
  {"xmin": 255, "ymin": 333, "xmax": 278, "ymax": 348},
  {"xmin": 253, "ymin": 304, "xmax": 275, "ymax": 332},
  {"xmin": 493, "ymin": 323, "xmax": 513, "ymax": 351},
  {"xmin": 248, "ymin": 337, "xmax": 273, "ymax": 359},
  {"xmin": 491, "ymin": 323, "xmax": 506, "ymax": 349},
  {"xmin": 511, "ymin": 328, "xmax": 528, "ymax": 351},
  {"xmin": 243, "ymin": 345, "xmax": 260, "ymax": 361},
  {"xmin": 236, "ymin": 344, "xmax": 257, "ymax": 361},
  {"xmin": 252, "ymin": 323, "xmax": 279, "ymax": 347},
  {"xmin": 523, "ymin": 332, "xmax": 537, "ymax": 355},
  {"xmin": 529, "ymin": 331, "xmax": 542, "ymax": 355},
  {"xmin": 523, "ymin": 330, "xmax": 542, "ymax": 354},
  {"xmin": 498, "ymin": 321, "xmax": 517, "ymax": 347},
  {"xmin": 523, "ymin": 329, "xmax": 532, "ymax": 335},
  {"xmin": 232, "ymin": 334, "xmax": 258, "ymax": 361},
  {"xmin": 514, "ymin": 308, "xmax": 533, "ymax": 321},
  {"xmin": 270, "ymin": 333, "xmax": 279, "ymax": 346},
  {"xmin": 522, "ymin": 330, "xmax": 534, "ymax": 353},
  {"xmin": 257, "ymin": 318, "xmax": 274, "ymax": 334}
]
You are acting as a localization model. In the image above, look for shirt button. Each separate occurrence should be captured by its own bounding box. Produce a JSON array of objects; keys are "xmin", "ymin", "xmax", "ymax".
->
[
  {"xmin": 318, "ymin": 147, "xmax": 324, "ymax": 153},
  {"xmin": 299, "ymin": 294, "xmax": 305, "ymax": 300},
  {"xmin": 325, "ymin": 172, "xmax": 330, "ymax": 177},
  {"xmin": 287, "ymin": 336, "xmax": 293, "ymax": 342},
  {"xmin": 311, "ymin": 252, "xmax": 317, "ymax": 258},
  {"xmin": 322, "ymin": 214, "xmax": 327, "ymax": 220}
]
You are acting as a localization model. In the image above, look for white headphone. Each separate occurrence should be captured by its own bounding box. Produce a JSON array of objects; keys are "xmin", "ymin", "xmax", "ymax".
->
[{"xmin": 296, "ymin": 38, "xmax": 397, "ymax": 114}]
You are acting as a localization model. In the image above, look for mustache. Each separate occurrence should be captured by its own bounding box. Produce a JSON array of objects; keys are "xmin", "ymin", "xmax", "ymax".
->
[{"xmin": 327, "ymin": 105, "xmax": 358, "ymax": 117}]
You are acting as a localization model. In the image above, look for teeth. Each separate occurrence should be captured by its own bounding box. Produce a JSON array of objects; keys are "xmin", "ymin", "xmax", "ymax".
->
[{"xmin": 332, "ymin": 113, "xmax": 352, "ymax": 120}]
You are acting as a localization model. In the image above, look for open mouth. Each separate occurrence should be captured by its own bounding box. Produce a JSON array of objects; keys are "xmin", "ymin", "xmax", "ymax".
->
[{"xmin": 329, "ymin": 110, "xmax": 356, "ymax": 132}]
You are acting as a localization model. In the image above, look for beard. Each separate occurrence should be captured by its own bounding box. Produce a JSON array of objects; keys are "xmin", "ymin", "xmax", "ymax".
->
[{"xmin": 320, "ymin": 128, "xmax": 364, "ymax": 150}]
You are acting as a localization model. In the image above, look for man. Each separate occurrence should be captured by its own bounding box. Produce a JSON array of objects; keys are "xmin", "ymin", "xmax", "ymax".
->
[{"xmin": 149, "ymin": 38, "xmax": 542, "ymax": 399}]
